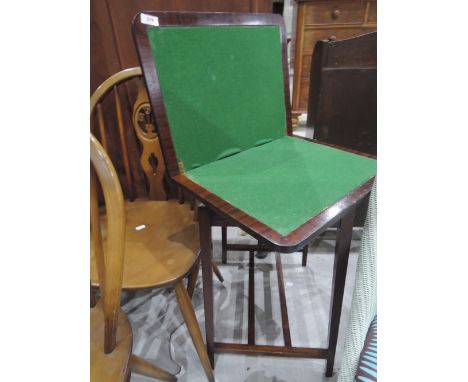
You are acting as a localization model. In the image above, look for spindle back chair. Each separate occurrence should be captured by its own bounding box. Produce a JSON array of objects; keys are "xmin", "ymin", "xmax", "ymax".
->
[
  {"xmin": 90, "ymin": 70, "xmax": 216, "ymax": 381},
  {"xmin": 91, "ymin": 134, "xmax": 176, "ymax": 381},
  {"xmin": 91, "ymin": 67, "xmax": 168, "ymax": 201},
  {"xmin": 90, "ymin": 67, "xmax": 223, "ymax": 285}
]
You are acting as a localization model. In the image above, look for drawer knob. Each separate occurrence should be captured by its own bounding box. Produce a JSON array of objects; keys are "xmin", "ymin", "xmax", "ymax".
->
[
  {"xmin": 332, "ymin": 9, "xmax": 341, "ymax": 19},
  {"xmin": 329, "ymin": 35, "xmax": 337, "ymax": 41}
]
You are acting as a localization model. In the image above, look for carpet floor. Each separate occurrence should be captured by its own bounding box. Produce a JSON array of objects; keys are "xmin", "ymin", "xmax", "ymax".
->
[{"xmin": 123, "ymin": 227, "xmax": 361, "ymax": 382}]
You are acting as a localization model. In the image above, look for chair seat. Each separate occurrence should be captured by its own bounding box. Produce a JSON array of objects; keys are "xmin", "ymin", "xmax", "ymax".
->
[
  {"xmin": 90, "ymin": 302, "xmax": 132, "ymax": 382},
  {"xmin": 91, "ymin": 199, "xmax": 199, "ymax": 289}
]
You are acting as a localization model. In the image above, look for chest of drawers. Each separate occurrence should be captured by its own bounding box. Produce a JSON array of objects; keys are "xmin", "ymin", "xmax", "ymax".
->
[{"xmin": 292, "ymin": 0, "xmax": 377, "ymax": 114}]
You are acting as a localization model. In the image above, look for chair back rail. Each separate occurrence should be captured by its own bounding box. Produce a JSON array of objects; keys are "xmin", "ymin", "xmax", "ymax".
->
[
  {"xmin": 91, "ymin": 67, "xmax": 167, "ymax": 201},
  {"xmin": 90, "ymin": 134, "xmax": 126, "ymax": 354},
  {"xmin": 90, "ymin": 167, "xmax": 106, "ymax": 290}
]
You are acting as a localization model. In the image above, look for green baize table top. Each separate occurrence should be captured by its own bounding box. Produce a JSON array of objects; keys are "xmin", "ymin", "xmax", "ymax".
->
[
  {"xmin": 147, "ymin": 25, "xmax": 376, "ymax": 236},
  {"xmin": 187, "ymin": 136, "xmax": 376, "ymax": 236}
]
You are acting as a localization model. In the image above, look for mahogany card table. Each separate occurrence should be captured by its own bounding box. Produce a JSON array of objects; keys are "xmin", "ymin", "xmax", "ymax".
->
[{"xmin": 133, "ymin": 12, "xmax": 376, "ymax": 377}]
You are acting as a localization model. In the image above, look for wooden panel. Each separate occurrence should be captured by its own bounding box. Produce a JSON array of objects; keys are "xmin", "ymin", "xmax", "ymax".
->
[
  {"xmin": 102, "ymin": 0, "xmax": 272, "ymax": 83},
  {"xmin": 326, "ymin": 32, "xmax": 377, "ymax": 68},
  {"xmin": 303, "ymin": 27, "xmax": 375, "ymax": 54},
  {"xmin": 313, "ymin": 69, "xmax": 376, "ymax": 153},
  {"xmin": 91, "ymin": 0, "xmax": 272, "ymax": 93},
  {"xmin": 367, "ymin": 1, "xmax": 377, "ymax": 23},
  {"xmin": 91, "ymin": 0, "xmax": 121, "ymax": 93},
  {"xmin": 301, "ymin": 53, "xmax": 313, "ymax": 78},
  {"xmin": 294, "ymin": 27, "xmax": 376, "ymax": 111},
  {"xmin": 299, "ymin": 78, "xmax": 310, "ymax": 109},
  {"xmin": 305, "ymin": 1, "xmax": 367, "ymax": 25}
]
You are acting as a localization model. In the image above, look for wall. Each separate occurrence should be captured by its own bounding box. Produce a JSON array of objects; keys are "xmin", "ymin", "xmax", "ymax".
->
[{"xmin": 91, "ymin": 0, "xmax": 272, "ymax": 93}]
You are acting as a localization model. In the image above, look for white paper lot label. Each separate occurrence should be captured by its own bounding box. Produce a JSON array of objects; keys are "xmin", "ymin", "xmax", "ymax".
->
[{"xmin": 140, "ymin": 13, "xmax": 159, "ymax": 27}]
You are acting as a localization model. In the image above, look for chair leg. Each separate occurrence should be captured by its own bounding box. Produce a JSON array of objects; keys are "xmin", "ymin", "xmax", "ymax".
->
[
  {"xmin": 302, "ymin": 244, "xmax": 309, "ymax": 267},
  {"xmin": 124, "ymin": 368, "xmax": 132, "ymax": 382},
  {"xmin": 174, "ymin": 281, "xmax": 215, "ymax": 382},
  {"xmin": 190, "ymin": 195, "xmax": 196, "ymax": 211},
  {"xmin": 187, "ymin": 258, "xmax": 223, "ymax": 299},
  {"xmin": 177, "ymin": 187, "xmax": 185, "ymax": 204},
  {"xmin": 212, "ymin": 261, "xmax": 224, "ymax": 283},
  {"xmin": 187, "ymin": 258, "xmax": 201, "ymax": 299},
  {"xmin": 193, "ymin": 198, "xmax": 199, "ymax": 222},
  {"xmin": 221, "ymin": 226, "xmax": 227, "ymax": 264},
  {"xmin": 131, "ymin": 355, "xmax": 176, "ymax": 382}
]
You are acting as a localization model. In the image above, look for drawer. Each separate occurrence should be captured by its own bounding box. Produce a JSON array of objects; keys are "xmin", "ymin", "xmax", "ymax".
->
[
  {"xmin": 303, "ymin": 27, "xmax": 375, "ymax": 54},
  {"xmin": 367, "ymin": 1, "xmax": 377, "ymax": 23},
  {"xmin": 305, "ymin": 1, "xmax": 367, "ymax": 25}
]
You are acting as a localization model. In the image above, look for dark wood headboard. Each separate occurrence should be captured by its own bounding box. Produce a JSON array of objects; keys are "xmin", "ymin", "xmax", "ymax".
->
[{"xmin": 306, "ymin": 32, "xmax": 377, "ymax": 156}]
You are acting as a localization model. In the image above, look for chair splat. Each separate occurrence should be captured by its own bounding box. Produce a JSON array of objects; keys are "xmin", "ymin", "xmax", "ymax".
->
[{"xmin": 132, "ymin": 79, "xmax": 167, "ymax": 201}]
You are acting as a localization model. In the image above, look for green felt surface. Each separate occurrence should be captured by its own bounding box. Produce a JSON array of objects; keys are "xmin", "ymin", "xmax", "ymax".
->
[
  {"xmin": 187, "ymin": 136, "xmax": 376, "ymax": 236},
  {"xmin": 147, "ymin": 26, "xmax": 286, "ymax": 170}
]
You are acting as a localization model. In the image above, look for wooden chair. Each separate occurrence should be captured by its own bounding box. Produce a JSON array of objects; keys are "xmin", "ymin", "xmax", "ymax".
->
[
  {"xmin": 90, "ymin": 70, "xmax": 216, "ymax": 381},
  {"xmin": 90, "ymin": 67, "xmax": 223, "ymax": 287},
  {"xmin": 91, "ymin": 133, "xmax": 176, "ymax": 381}
]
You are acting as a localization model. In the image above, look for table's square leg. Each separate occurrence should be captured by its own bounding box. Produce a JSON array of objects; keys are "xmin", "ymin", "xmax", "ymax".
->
[
  {"xmin": 198, "ymin": 205, "xmax": 357, "ymax": 378},
  {"xmin": 198, "ymin": 206, "xmax": 215, "ymax": 368},
  {"xmin": 326, "ymin": 208, "xmax": 356, "ymax": 377}
]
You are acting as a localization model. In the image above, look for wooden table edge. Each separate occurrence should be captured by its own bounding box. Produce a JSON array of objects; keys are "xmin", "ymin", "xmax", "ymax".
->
[{"xmin": 174, "ymin": 174, "xmax": 375, "ymax": 252}]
